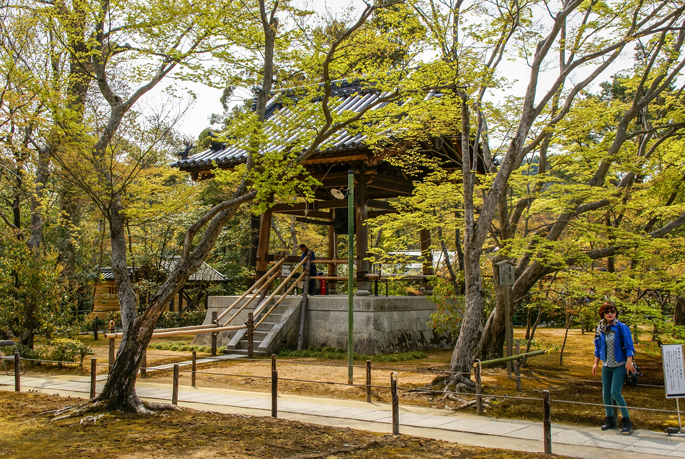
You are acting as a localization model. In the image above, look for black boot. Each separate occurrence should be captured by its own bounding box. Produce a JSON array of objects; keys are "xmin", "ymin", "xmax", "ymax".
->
[
  {"xmin": 601, "ymin": 416, "xmax": 615, "ymax": 430},
  {"xmin": 621, "ymin": 418, "xmax": 633, "ymax": 434}
]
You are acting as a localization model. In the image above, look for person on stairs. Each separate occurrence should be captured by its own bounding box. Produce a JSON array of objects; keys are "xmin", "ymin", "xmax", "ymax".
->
[
  {"xmin": 592, "ymin": 301, "xmax": 636, "ymax": 434},
  {"xmin": 298, "ymin": 244, "xmax": 317, "ymax": 295}
]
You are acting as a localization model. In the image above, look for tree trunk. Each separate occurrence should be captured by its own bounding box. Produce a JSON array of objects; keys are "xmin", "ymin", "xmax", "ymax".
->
[
  {"xmin": 476, "ymin": 266, "xmax": 510, "ymax": 360},
  {"xmin": 449, "ymin": 242, "xmax": 484, "ymax": 384},
  {"xmin": 674, "ymin": 297, "xmax": 685, "ymax": 326},
  {"xmin": 20, "ymin": 149, "xmax": 50, "ymax": 348},
  {"xmin": 559, "ymin": 312, "xmax": 572, "ymax": 366}
]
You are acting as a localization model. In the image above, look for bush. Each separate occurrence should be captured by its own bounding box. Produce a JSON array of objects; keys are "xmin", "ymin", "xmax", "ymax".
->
[
  {"xmin": 79, "ymin": 317, "xmax": 105, "ymax": 333},
  {"xmin": 105, "ymin": 311, "xmax": 122, "ymax": 327},
  {"xmin": 41, "ymin": 338, "xmax": 93, "ymax": 366},
  {"xmin": 155, "ymin": 310, "xmax": 207, "ymax": 329},
  {"xmin": 0, "ymin": 343, "xmax": 38, "ymax": 360}
]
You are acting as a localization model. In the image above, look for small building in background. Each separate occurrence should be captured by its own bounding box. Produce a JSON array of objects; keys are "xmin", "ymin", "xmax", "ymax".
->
[{"xmin": 93, "ymin": 261, "xmax": 228, "ymax": 318}]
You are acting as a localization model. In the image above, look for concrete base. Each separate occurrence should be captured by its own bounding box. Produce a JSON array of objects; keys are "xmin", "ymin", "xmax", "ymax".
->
[
  {"xmin": 195, "ymin": 294, "xmax": 456, "ymax": 355},
  {"xmin": 303, "ymin": 295, "xmax": 454, "ymax": 354}
]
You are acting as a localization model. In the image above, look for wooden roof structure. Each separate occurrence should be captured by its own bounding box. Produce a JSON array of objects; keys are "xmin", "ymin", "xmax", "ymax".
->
[{"xmin": 173, "ymin": 80, "xmax": 480, "ymax": 295}]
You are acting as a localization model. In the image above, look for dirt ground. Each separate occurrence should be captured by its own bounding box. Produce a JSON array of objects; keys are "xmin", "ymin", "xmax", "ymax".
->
[
  {"xmin": 0, "ymin": 391, "xmax": 566, "ymax": 459},
  {"xmin": 22, "ymin": 327, "xmax": 680, "ymax": 433}
]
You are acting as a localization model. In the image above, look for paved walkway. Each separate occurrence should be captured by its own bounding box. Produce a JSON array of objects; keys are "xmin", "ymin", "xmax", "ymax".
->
[{"xmin": 1, "ymin": 374, "xmax": 684, "ymax": 459}]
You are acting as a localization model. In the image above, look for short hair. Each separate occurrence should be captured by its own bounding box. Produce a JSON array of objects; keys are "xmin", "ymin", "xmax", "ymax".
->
[
  {"xmin": 598, "ymin": 301, "xmax": 618, "ymax": 319},
  {"xmin": 298, "ymin": 244, "xmax": 307, "ymax": 249}
]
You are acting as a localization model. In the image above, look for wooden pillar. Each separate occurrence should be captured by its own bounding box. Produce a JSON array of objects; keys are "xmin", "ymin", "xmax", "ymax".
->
[
  {"xmin": 249, "ymin": 214, "xmax": 260, "ymax": 270},
  {"xmin": 255, "ymin": 210, "xmax": 273, "ymax": 281},
  {"xmin": 328, "ymin": 211, "xmax": 338, "ymax": 294},
  {"xmin": 420, "ymin": 228, "xmax": 434, "ymax": 294},
  {"xmin": 355, "ymin": 172, "xmax": 371, "ymax": 295}
]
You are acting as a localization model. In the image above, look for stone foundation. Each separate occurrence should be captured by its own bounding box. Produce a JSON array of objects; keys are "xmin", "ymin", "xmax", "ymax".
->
[{"xmin": 193, "ymin": 294, "xmax": 457, "ymax": 354}]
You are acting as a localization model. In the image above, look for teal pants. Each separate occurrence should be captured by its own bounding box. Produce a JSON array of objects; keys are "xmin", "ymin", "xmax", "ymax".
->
[{"xmin": 602, "ymin": 364, "xmax": 629, "ymax": 418}]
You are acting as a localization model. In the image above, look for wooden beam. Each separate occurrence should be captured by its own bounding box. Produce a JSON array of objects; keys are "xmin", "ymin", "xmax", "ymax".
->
[
  {"xmin": 271, "ymin": 199, "xmax": 348, "ymax": 212},
  {"xmin": 295, "ymin": 217, "xmax": 335, "ymax": 226},
  {"xmin": 272, "ymin": 209, "xmax": 331, "ymax": 219},
  {"xmin": 368, "ymin": 210, "xmax": 397, "ymax": 218},
  {"xmin": 367, "ymin": 174, "xmax": 414, "ymax": 195},
  {"xmin": 256, "ymin": 210, "xmax": 273, "ymax": 279},
  {"xmin": 368, "ymin": 199, "xmax": 395, "ymax": 210},
  {"xmin": 302, "ymin": 154, "xmax": 366, "ymax": 165},
  {"xmin": 356, "ymin": 173, "xmax": 371, "ymax": 295}
]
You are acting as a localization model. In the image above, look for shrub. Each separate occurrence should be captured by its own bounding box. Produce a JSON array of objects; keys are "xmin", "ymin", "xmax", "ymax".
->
[
  {"xmin": 0, "ymin": 343, "xmax": 37, "ymax": 360},
  {"xmin": 105, "ymin": 311, "xmax": 122, "ymax": 327},
  {"xmin": 43, "ymin": 338, "xmax": 93, "ymax": 366}
]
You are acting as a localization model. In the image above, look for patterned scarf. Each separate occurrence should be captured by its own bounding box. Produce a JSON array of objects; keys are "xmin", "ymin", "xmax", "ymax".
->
[{"xmin": 596, "ymin": 317, "xmax": 618, "ymax": 335}]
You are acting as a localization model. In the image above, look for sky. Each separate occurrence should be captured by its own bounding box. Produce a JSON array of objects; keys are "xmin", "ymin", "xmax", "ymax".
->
[{"xmin": 148, "ymin": 0, "xmax": 635, "ymax": 142}]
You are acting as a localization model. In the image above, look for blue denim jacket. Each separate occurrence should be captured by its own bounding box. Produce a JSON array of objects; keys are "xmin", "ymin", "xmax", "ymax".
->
[{"xmin": 594, "ymin": 320, "xmax": 635, "ymax": 363}]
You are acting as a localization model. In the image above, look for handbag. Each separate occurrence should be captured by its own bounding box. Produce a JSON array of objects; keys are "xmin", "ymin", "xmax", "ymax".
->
[
  {"xmin": 618, "ymin": 323, "xmax": 642, "ymax": 386},
  {"xmin": 626, "ymin": 361, "xmax": 642, "ymax": 386}
]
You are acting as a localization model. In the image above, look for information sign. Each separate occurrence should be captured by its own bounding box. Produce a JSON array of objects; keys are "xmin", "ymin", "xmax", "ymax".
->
[
  {"xmin": 663, "ymin": 344, "xmax": 685, "ymax": 398},
  {"xmin": 497, "ymin": 261, "xmax": 515, "ymax": 286},
  {"xmin": 281, "ymin": 265, "xmax": 292, "ymax": 278}
]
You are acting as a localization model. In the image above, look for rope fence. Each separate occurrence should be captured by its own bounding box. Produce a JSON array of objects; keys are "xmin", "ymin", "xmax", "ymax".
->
[{"xmin": 4, "ymin": 351, "xmax": 685, "ymax": 456}]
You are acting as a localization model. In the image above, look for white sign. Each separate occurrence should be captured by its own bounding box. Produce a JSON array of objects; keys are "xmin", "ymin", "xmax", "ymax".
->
[
  {"xmin": 281, "ymin": 265, "xmax": 292, "ymax": 277},
  {"xmin": 497, "ymin": 261, "xmax": 515, "ymax": 286},
  {"xmin": 662, "ymin": 344, "xmax": 685, "ymax": 398}
]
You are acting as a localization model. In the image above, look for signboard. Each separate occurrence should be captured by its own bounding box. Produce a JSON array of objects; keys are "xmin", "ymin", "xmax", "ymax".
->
[
  {"xmin": 662, "ymin": 344, "xmax": 685, "ymax": 398},
  {"xmin": 281, "ymin": 265, "xmax": 292, "ymax": 278},
  {"xmin": 497, "ymin": 261, "xmax": 515, "ymax": 286}
]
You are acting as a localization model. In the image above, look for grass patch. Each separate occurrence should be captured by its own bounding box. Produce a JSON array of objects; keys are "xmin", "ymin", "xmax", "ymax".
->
[
  {"xmin": 277, "ymin": 347, "xmax": 428, "ymax": 362},
  {"xmin": 147, "ymin": 341, "xmax": 211, "ymax": 354}
]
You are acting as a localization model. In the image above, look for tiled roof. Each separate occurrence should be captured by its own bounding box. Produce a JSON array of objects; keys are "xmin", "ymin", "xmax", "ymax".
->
[
  {"xmin": 172, "ymin": 80, "xmax": 440, "ymax": 170},
  {"xmin": 100, "ymin": 260, "xmax": 227, "ymax": 282}
]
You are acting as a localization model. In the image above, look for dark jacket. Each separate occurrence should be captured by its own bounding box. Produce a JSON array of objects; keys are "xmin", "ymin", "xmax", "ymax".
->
[
  {"xmin": 300, "ymin": 250, "xmax": 317, "ymax": 275},
  {"xmin": 594, "ymin": 319, "xmax": 635, "ymax": 363}
]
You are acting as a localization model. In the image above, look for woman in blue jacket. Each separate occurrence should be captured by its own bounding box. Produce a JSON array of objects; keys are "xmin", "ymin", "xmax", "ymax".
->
[{"xmin": 592, "ymin": 301, "xmax": 636, "ymax": 434}]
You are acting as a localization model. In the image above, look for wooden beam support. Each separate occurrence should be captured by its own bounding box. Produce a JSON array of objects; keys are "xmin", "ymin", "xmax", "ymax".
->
[
  {"xmin": 295, "ymin": 217, "xmax": 335, "ymax": 226},
  {"xmin": 256, "ymin": 210, "xmax": 273, "ymax": 280},
  {"xmin": 271, "ymin": 199, "xmax": 349, "ymax": 212},
  {"xmin": 328, "ymin": 211, "xmax": 338, "ymax": 294},
  {"xmin": 355, "ymin": 172, "xmax": 371, "ymax": 295},
  {"xmin": 368, "ymin": 199, "xmax": 395, "ymax": 210},
  {"xmin": 420, "ymin": 228, "xmax": 434, "ymax": 294},
  {"xmin": 368, "ymin": 210, "xmax": 397, "ymax": 218},
  {"xmin": 367, "ymin": 174, "xmax": 414, "ymax": 195}
]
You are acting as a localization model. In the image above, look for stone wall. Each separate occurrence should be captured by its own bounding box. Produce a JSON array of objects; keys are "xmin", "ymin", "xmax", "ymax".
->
[{"xmin": 194, "ymin": 294, "xmax": 457, "ymax": 354}]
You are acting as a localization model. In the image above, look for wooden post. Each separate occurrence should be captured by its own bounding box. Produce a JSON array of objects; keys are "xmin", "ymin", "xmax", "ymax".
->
[
  {"xmin": 14, "ymin": 352, "xmax": 20, "ymax": 392},
  {"xmin": 475, "ymin": 362, "xmax": 483, "ymax": 415},
  {"xmin": 355, "ymin": 173, "xmax": 371, "ymax": 295},
  {"xmin": 297, "ymin": 253, "xmax": 311, "ymax": 350},
  {"xmin": 328, "ymin": 214, "xmax": 338, "ymax": 294},
  {"xmin": 90, "ymin": 358, "xmax": 97, "ymax": 399},
  {"xmin": 504, "ymin": 283, "xmax": 513, "ymax": 378},
  {"xmin": 514, "ymin": 342, "xmax": 522, "ymax": 392},
  {"xmin": 172, "ymin": 363, "xmax": 180, "ymax": 405},
  {"xmin": 211, "ymin": 311, "xmax": 218, "ymax": 356},
  {"xmin": 141, "ymin": 349, "xmax": 147, "ymax": 378},
  {"xmin": 419, "ymin": 228, "xmax": 434, "ymax": 294},
  {"xmin": 249, "ymin": 214, "xmax": 261, "ymax": 275},
  {"xmin": 247, "ymin": 312, "xmax": 254, "ymax": 359},
  {"xmin": 366, "ymin": 360, "xmax": 372, "ymax": 403},
  {"xmin": 391, "ymin": 373, "xmax": 399, "ymax": 435},
  {"xmin": 192, "ymin": 350, "xmax": 197, "ymax": 387},
  {"xmin": 613, "ymin": 403, "xmax": 619, "ymax": 423},
  {"xmin": 272, "ymin": 370, "xmax": 278, "ymax": 418},
  {"xmin": 255, "ymin": 210, "xmax": 273, "ymax": 281},
  {"xmin": 108, "ymin": 320, "xmax": 115, "ymax": 374},
  {"xmin": 271, "ymin": 354, "xmax": 276, "ymax": 373},
  {"xmin": 543, "ymin": 390, "xmax": 552, "ymax": 454}
]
